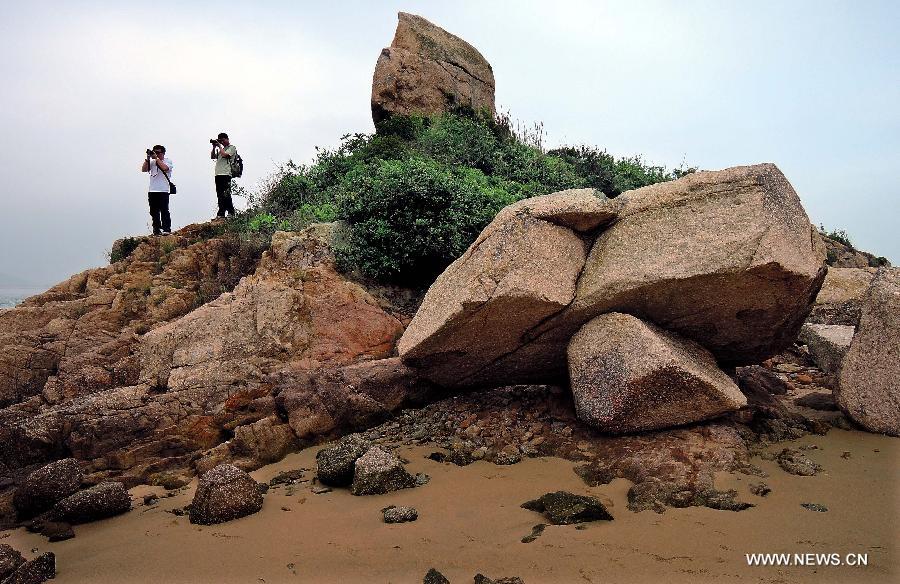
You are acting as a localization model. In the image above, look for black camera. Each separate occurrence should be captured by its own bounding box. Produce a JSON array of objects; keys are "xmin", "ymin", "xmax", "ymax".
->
[
  {"xmin": 146, "ymin": 149, "xmax": 153, "ymax": 157},
  {"xmin": 210, "ymin": 139, "xmax": 219, "ymax": 145}
]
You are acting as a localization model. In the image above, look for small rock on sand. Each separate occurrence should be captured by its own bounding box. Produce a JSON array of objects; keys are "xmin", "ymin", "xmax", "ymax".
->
[
  {"xmin": 521, "ymin": 491, "xmax": 612, "ymax": 524},
  {"xmin": 382, "ymin": 505, "xmax": 418, "ymax": 523}
]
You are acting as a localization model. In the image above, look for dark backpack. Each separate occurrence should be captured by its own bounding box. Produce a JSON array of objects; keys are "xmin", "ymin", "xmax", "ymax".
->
[{"xmin": 230, "ymin": 151, "xmax": 244, "ymax": 178}]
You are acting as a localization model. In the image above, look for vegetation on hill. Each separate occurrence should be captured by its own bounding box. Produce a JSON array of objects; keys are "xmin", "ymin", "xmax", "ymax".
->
[{"xmin": 231, "ymin": 109, "xmax": 693, "ymax": 286}]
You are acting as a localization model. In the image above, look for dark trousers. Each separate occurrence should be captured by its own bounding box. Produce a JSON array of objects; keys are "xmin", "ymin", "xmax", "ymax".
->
[
  {"xmin": 148, "ymin": 192, "xmax": 171, "ymax": 234},
  {"xmin": 215, "ymin": 175, "xmax": 235, "ymax": 217}
]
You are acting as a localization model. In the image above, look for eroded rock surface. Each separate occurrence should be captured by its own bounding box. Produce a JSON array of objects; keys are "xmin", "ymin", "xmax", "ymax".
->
[
  {"xmin": 568, "ymin": 313, "xmax": 746, "ymax": 433},
  {"xmin": 837, "ymin": 268, "xmax": 900, "ymax": 436},
  {"xmin": 277, "ymin": 357, "xmax": 438, "ymax": 441},
  {"xmin": 372, "ymin": 12, "xmax": 495, "ymax": 123},
  {"xmin": 0, "ymin": 223, "xmax": 408, "ymax": 499}
]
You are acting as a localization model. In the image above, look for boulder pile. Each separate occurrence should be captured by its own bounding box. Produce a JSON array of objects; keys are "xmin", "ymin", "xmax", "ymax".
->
[{"xmin": 399, "ymin": 164, "xmax": 828, "ymax": 433}]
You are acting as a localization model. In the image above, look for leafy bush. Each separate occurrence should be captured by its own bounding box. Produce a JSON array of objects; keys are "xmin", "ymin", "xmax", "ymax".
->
[
  {"xmin": 238, "ymin": 109, "xmax": 688, "ymax": 285},
  {"xmin": 548, "ymin": 146, "xmax": 694, "ymax": 197},
  {"xmin": 336, "ymin": 157, "xmax": 515, "ymax": 284},
  {"xmin": 820, "ymin": 224, "xmax": 854, "ymax": 248}
]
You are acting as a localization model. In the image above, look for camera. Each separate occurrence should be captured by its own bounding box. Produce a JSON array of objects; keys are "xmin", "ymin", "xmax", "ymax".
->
[
  {"xmin": 210, "ymin": 139, "xmax": 219, "ymax": 145},
  {"xmin": 146, "ymin": 148, "xmax": 153, "ymax": 157}
]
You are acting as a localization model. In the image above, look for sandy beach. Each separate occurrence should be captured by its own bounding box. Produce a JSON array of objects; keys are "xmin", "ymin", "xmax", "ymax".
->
[{"xmin": 2, "ymin": 428, "xmax": 895, "ymax": 584}]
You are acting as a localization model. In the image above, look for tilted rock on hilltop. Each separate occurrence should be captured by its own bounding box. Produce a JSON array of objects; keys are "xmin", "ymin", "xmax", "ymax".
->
[{"xmin": 372, "ymin": 12, "xmax": 495, "ymax": 123}]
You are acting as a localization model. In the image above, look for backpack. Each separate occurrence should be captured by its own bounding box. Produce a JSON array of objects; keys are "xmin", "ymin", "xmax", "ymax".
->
[{"xmin": 230, "ymin": 151, "xmax": 244, "ymax": 178}]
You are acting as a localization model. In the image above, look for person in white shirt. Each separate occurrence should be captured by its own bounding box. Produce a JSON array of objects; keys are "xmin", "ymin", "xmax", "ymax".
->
[{"xmin": 141, "ymin": 145, "xmax": 174, "ymax": 235}]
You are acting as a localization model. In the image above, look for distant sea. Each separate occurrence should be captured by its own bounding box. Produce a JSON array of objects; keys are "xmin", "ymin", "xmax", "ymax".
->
[{"xmin": 0, "ymin": 288, "xmax": 43, "ymax": 308}]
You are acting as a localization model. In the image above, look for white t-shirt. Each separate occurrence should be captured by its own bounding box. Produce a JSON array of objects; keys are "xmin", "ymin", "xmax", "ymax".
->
[{"xmin": 148, "ymin": 158, "xmax": 174, "ymax": 193}]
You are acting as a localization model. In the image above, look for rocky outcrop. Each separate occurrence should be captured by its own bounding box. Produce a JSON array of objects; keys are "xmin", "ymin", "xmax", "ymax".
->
[
  {"xmin": 0, "ymin": 224, "xmax": 261, "ymax": 412},
  {"xmin": 0, "ymin": 223, "xmax": 409, "ymax": 492},
  {"xmin": 567, "ymin": 313, "xmax": 746, "ymax": 433},
  {"xmin": 807, "ymin": 267, "xmax": 876, "ymax": 325},
  {"xmin": 372, "ymin": 12, "xmax": 495, "ymax": 123},
  {"xmin": 837, "ymin": 268, "xmax": 900, "ymax": 436},
  {"xmin": 572, "ymin": 164, "xmax": 826, "ymax": 365},
  {"xmin": 189, "ymin": 464, "xmax": 263, "ymax": 525},
  {"xmin": 12, "ymin": 458, "xmax": 83, "ymax": 519},
  {"xmin": 799, "ymin": 324, "xmax": 854, "ymax": 376},
  {"xmin": 398, "ymin": 189, "xmax": 615, "ymax": 387},
  {"xmin": 50, "ymin": 482, "xmax": 131, "ymax": 524}
]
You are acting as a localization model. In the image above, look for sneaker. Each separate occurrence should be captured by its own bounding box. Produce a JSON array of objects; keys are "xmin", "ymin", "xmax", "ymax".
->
[{"xmin": 160, "ymin": 230, "xmax": 172, "ymax": 236}]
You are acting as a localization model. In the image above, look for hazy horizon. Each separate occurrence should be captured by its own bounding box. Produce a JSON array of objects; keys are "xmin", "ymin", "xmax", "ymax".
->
[{"xmin": 1, "ymin": 0, "xmax": 897, "ymax": 287}]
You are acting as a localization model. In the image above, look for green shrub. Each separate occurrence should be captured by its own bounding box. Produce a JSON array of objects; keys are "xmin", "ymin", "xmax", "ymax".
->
[
  {"xmin": 820, "ymin": 225, "xmax": 854, "ymax": 249},
  {"xmin": 248, "ymin": 212, "xmax": 277, "ymax": 233},
  {"xmin": 236, "ymin": 110, "xmax": 688, "ymax": 285},
  {"xmin": 336, "ymin": 157, "xmax": 515, "ymax": 285}
]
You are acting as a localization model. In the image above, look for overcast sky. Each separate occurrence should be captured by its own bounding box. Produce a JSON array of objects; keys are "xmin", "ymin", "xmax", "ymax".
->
[{"xmin": 1, "ymin": 0, "xmax": 897, "ymax": 286}]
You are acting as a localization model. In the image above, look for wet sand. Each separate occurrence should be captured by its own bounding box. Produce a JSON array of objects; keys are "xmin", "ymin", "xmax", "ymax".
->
[{"xmin": 2, "ymin": 428, "xmax": 897, "ymax": 583}]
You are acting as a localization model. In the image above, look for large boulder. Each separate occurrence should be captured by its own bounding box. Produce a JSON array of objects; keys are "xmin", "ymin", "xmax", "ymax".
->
[
  {"xmin": 372, "ymin": 12, "xmax": 495, "ymax": 123},
  {"xmin": 398, "ymin": 189, "xmax": 615, "ymax": 387},
  {"xmin": 189, "ymin": 464, "xmax": 263, "ymax": 525},
  {"xmin": 567, "ymin": 313, "xmax": 746, "ymax": 433},
  {"xmin": 798, "ymin": 323, "xmax": 854, "ymax": 376},
  {"xmin": 571, "ymin": 164, "xmax": 826, "ymax": 366},
  {"xmin": 13, "ymin": 458, "xmax": 83, "ymax": 519},
  {"xmin": 836, "ymin": 268, "xmax": 900, "ymax": 436},
  {"xmin": 50, "ymin": 482, "xmax": 131, "ymax": 524}
]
